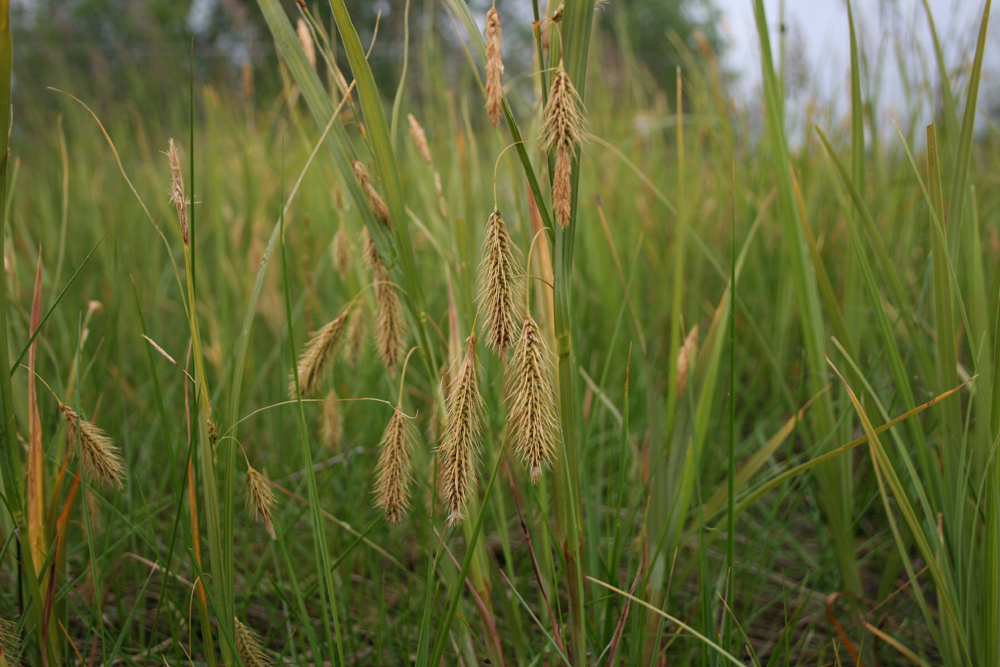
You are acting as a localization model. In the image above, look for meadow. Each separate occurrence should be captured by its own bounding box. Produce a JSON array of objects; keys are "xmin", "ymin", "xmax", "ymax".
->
[{"xmin": 1, "ymin": 0, "xmax": 999, "ymax": 665}]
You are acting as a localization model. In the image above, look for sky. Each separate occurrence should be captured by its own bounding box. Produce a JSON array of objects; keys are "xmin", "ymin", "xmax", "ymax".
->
[{"xmin": 712, "ymin": 0, "xmax": 1000, "ymax": 130}]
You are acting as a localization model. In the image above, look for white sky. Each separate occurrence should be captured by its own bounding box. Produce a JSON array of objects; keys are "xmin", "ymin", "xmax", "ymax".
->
[{"xmin": 713, "ymin": 0, "xmax": 1000, "ymax": 130}]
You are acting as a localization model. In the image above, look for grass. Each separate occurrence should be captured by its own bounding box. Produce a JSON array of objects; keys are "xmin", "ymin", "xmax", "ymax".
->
[{"xmin": 1, "ymin": 0, "xmax": 1000, "ymax": 664}]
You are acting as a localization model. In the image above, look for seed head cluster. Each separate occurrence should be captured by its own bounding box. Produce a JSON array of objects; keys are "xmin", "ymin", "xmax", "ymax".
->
[
  {"xmin": 167, "ymin": 139, "xmax": 189, "ymax": 245},
  {"xmin": 439, "ymin": 335, "xmax": 484, "ymax": 524},
  {"xmin": 331, "ymin": 227, "xmax": 352, "ymax": 279},
  {"xmin": 245, "ymin": 464, "xmax": 276, "ymax": 540},
  {"xmin": 484, "ymin": 6, "xmax": 504, "ymax": 128},
  {"xmin": 408, "ymin": 113, "xmax": 432, "ymax": 166},
  {"xmin": 478, "ymin": 210, "xmax": 522, "ymax": 356},
  {"xmin": 507, "ymin": 316, "xmax": 558, "ymax": 484},
  {"xmin": 541, "ymin": 67, "xmax": 585, "ymax": 227},
  {"xmin": 373, "ymin": 405, "xmax": 413, "ymax": 526},
  {"xmin": 61, "ymin": 404, "xmax": 125, "ymax": 489},
  {"xmin": 235, "ymin": 617, "xmax": 269, "ymax": 667}
]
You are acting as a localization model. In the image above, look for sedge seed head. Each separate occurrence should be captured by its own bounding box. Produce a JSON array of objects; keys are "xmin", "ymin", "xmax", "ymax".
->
[
  {"xmin": 484, "ymin": 7, "xmax": 504, "ymax": 128},
  {"xmin": 439, "ymin": 335, "xmax": 484, "ymax": 525},
  {"xmin": 343, "ymin": 302, "xmax": 368, "ymax": 367},
  {"xmin": 676, "ymin": 324, "xmax": 699, "ymax": 398},
  {"xmin": 61, "ymin": 405, "xmax": 125, "ymax": 489},
  {"xmin": 353, "ymin": 160, "xmax": 391, "ymax": 226},
  {"xmin": 235, "ymin": 617, "xmax": 269, "ymax": 667},
  {"xmin": 245, "ymin": 465, "xmax": 276, "ymax": 540},
  {"xmin": 373, "ymin": 263, "xmax": 407, "ymax": 374},
  {"xmin": 407, "ymin": 114, "xmax": 433, "ymax": 166},
  {"xmin": 290, "ymin": 313, "xmax": 348, "ymax": 398},
  {"xmin": 167, "ymin": 139, "xmax": 189, "ymax": 245},
  {"xmin": 478, "ymin": 210, "xmax": 523, "ymax": 356},
  {"xmin": 373, "ymin": 406, "xmax": 413, "ymax": 527},
  {"xmin": 506, "ymin": 316, "xmax": 557, "ymax": 484},
  {"xmin": 331, "ymin": 227, "xmax": 352, "ymax": 279},
  {"xmin": 296, "ymin": 17, "xmax": 316, "ymax": 69}
]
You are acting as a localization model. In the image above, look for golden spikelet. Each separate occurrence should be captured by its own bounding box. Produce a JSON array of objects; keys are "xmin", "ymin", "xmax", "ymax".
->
[
  {"xmin": 0, "ymin": 616, "xmax": 21, "ymax": 667},
  {"xmin": 439, "ymin": 335, "xmax": 484, "ymax": 524},
  {"xmin": 478, "ymin": 210, "xmax": 522, "ymax": 356},
  {"xmin": 289, "ymin": 313, "xmax": 348, "ymax": 398},
  {"xmin": 234, "ymin": 617, "xmax": 269, "ymax": 667},
  {"xmin": 167, "ymin": 139, "xmax": 189, "ymax": 245},
  {"xmin": 331, "ymin": 227, "xmax": 352, "ymax": 279},
  {"xmin": 353, "ymin": 160, "xmax": 391, "ymax": 226},
  {"xmin": 245, "ymin": 464, "xmax": 276, "ymax": 540},
  {"xmin": 321, "ymin": 389, "xmax": 344, "ymax": 450},
  {"xmin": 373, "ymin": 405, "xmax": 413, "ymax": 526},
  {"xmin": 407, "ymin": 113, "xmax": 432, "ymax": 166},
  {"xmin": 343, "ymin": 302, "xmax": 368, "ymax": 366},
  {"xmin": 373, "ymin": 262, "xmax": 407, "ymax": 373},
  {"xmin": 676, "ymin": 324, "xmax": 699, "ymax": 398},
  {"xmin": 507, "ymin": 316, "xmax": 557, "ymax": 484},
  {"xmin": 484, "ymin": 6, "xmax": 504, "ymax": 128},
  {"xmin": 296, "ymin": 17, "xmax": 316, "ymax": 69},
  {"xmin": 360, "ymin": 227, "xmax": 380, "ymax": 270},
  {"xmin": 60, "ymin": 405, "xmax": 124, "ymax": 489},
  {"xmin": 541, "ymin": 67, "xmax": 585, "ymax": 227}
]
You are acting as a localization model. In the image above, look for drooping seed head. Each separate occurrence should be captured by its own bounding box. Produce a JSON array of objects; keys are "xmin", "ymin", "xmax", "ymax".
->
[
  {"xmin": 484, "ymin": 6, "xmax": 505, "ymax": 128},
  {"xmin": 676, "ymin": 324, "xmax": 699, "ymax": 398},
  {"xmin": 541, "ymin": 67, "xmax": 585, "ymax": 228},
  {"xmin": 439, "ymin": 335, "xmax": 484, "ymax": 524},
  {"xmin": 290, "ymin": 313, "xmax": 348, "ymax": 398},
  {"xmin": 61, "ymin": 405, "xmax": 125, "ymax": 489},
  {"xmin": 373, "ymin": 405, "xmax": 413, "ymax": 526},
  {"xmin": 245, "ymin": 464, "xmax": 276, "ymax": 540},
  {"xmin": 167, "ymin": 139, "xmax": 189, "ymax": 245},
  {"xmin": 507, "ymin": 316, "xmax": 557, "ymax": 484},
  {"xmin": 478, "ymin": 210, "xmax": 523, "ymax": 356},
  {"xmin": 407, "ymin": 114, "xmax": 433, "ymax": 166},
  {"xmin": 343, "ymin": 302, "xmax": 368, "ymax": 367},
  {"xmin": 373, "ymin": 262, "xmax": 407, "ymax": 373},
  {"xmin": 235, "ymin": 617, "xmax": 269, "ymax": 667},
  {"xmin": 331, "ymin": 227, "xmax": 352, "ymax": 279},
  {"xmin": 296, "ymin": 17, "xmax": 316, "ymax": 69},
  {"xmin": 360, "ymin": 227, "xmax": 381, "ymax": 270},
  {"xmin": 321, "ymin": 389, "xmax": 344, "ymax": 451},
  {"xmin": 353, "ymin": 160, "xmax": 392, "ymax": 226}
]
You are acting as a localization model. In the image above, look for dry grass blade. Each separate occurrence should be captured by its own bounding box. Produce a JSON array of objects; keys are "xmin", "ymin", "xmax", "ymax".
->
[
  {"xmin": 407, "ymin": 113, "xmax": 432, "ymax": 166},
  {"xmin": 484, "ymin": 6, "xmax": 504, "ymax": 128},
  {"xmin": 166, "ymin": 139, "xmax": 189, "ymax": 245},
  {"xmin": 478, "ymin": 210, "xmax": 522, "ymax": 356},
  {"xmin": 290, "ymin": 312, "xmax": 348, "ymax": 398},
  {"xmin": 507, "ymin": 316, "xmax": 557, "ymax": 484},
  {"xmin": 331, "ymin": 227, "xmax": 352, "ymax": 279},
  {"xmin": 245, "ymin": 464, "xmax": 276, "ymax": 540},
  {"xmin": 60, "ymin": 404, "xmax": 124, "ymax": 489},
  {"xmin": 321, "ymin": 389, "xmax": 344, "ymax": 451},
  {"xmin": 541, "ymin": 67, "xmax": 585, "ymax": 227},
  {"xmin": 353, "ymin": 159, "xmax": 391, "ymax": 226},
  {"xmin": 234, "ymin": 617, "xmax": 269, "ymax": 667},
  {"xmin": 440, "ymin": 335, "xmax": 484, "ymax": 524},
  {"xmin": 373, "ymin": 405, "xmax": 413, "ymax": 526}
]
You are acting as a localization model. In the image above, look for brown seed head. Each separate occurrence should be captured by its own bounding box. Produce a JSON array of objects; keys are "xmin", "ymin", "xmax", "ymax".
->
[
  {"xmin": 235, "ymin": 617, "xmax": 269, "ymax": 667},
  {"xmin": 353, "ymin": 160, "xmax": 391, "ymax": 226},
  {"xmin": 439, "ymin": 335, "xmax": 484, "ymax": 524},
  {"xmin": 331, "ymin": 227, "xmax": 352, "ymax": 279},
  {"xmin": 360, "ymin": 227, "xmax": 381, "ymax": 270},
  {"xmin": 676, "ymin": 324, "xmax": 699, "ymax": 398},
  {"xmin": 296, "ymin": 17, "xmax": 316, "ymax": 69},
  {"xmin": 484, "ymin": 6, "xmax": 505, "ymax": 128},
  {"xmin": 245, "ymin": 465, "xmax": 276, "ymax": 540},
  {"xmin": 373, "ymin": 262, "xmax": 407, "ymax": 373},
  {"xmin": 343, "ymin": 302, "xmax": 368, "ymax": 366},
  {"xmin": 321, "ymin": 389, "xmax": 344, "ymax": 451},
  {"xmin": 290, "ymin": 313, "xmax": 348, "ymax": 398},
  {"xmin": 373, "ymin": 405, "xmax": 413, "ymax": 526},
  {"xmin": 167, "ymin": 139, "xmax": 189, "ymax": 245},
  {"xmin": 552, "ymin": 145, "xmax": 573, "ymax": 228},
  {"xmin": 61, "ymin": 405, "xmax": 125, "ymax": 489},
  {"xmin": 507, "ymin": 316, "xmax": 557, "ymax": 484},
  {"xmin": 407, "ymin": 114, "xmax": 433, "ymax": 166},
  {"xmin": 542, "ymin": 67, "xmax": 585, "ymax": 227},
  {"xmin": 478, "ymin": 211, "xmax": 523, "ymax": 356}
]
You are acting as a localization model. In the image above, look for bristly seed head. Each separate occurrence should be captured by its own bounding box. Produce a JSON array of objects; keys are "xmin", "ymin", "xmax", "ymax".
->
[
  {"xmin": 484, "ymin": 6, "xmax": 504, "ymax": 128},
  {"xmin": 541, "ymin": 67, "xmax": 585, "ymax": 227},
  {"xmin": 321, "ymin": 389, "xmax": 344, "ymax": 450},
  {"xmin": 353, "ymin": 160, "xmax": 392, "ymax": 226},
  {"xmin": 290, "ymin": 313, "xmax": 348, "ymax": 398},
  {"xmin": 507, "ymin": 316, "xmax": 557, "ymax": 484},
  {"xmin": 676, "ymin": 324, "xmax": 699, "ymax": 398},
  {"xmin": 235, "ymin": 617, "xmax": 269, "ymax": 667},
  {"xmin": 439, "ymin": 335, "xmax": 484, "ymax": 524},
  {"xmin": 343, "ymin": 302, "xmax": 368, "ymax": 367},
  {"xmin": 373, "ymin": 261, "xmax": 407, "ymax": 373},
  {"xmin": 296, "ymin": 17, "xmax": 316, "ymax": 69},
  {"xmin": 407, "ymin": 114, "xmax": 433, "ymax": 166},
  {"xmin": 0, "ymin": 615, "xmax": 22, "ymax": 667},
  {"xmin": 61, "ymin": 405, "xmax": 125, "ymax": 489},
  {"xmin": 245, "ymin": 464, "xmax": 276, "ymax": 540},
  {"xmin": 373, "ymin": 405, "xmax": 413, "ymax": 527},
  {"xmin": 331, "ymin": 227, "xmax": 352, "ymax": 279},
  {"xmin": 167, "ymin": 139, "xmax": 189, "ymax": 245},
  {"xmin": 478, "ymin": 210, "xmax": 523, "ymax": 356}
]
